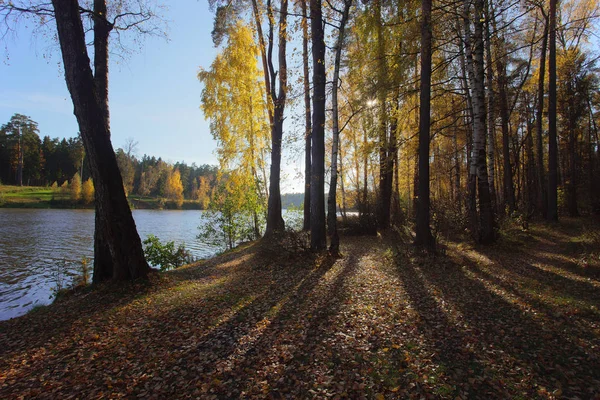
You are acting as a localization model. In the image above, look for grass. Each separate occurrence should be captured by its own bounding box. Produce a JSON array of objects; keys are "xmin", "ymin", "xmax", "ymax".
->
[
  {"xmin": 0, "ymin": 185, "xmax": 78, "ymax": 208},
  {"xmin": 0, "ymin": 185, "xmax": 204, "ymax": 209}
]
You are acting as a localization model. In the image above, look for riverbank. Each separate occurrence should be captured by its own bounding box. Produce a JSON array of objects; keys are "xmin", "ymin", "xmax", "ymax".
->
[
  {"xmin": 1, "ymin": 220, "xmax": 599, "ymax": 398},
  {"xmin": 0, "ymin": 185, "xmax": 204, "ymax": 210}
]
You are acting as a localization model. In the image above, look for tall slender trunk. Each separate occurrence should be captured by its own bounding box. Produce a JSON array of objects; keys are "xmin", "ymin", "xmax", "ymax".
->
[
  {"xmin": 310, "ymin": 0, "xmax": 327, "ymax": 250},
  {"xmin": 265, "ymin": 0, "xmax": 288, "ymax": 235},
  {"xmin": 52, "ymin": 0, "xmax": 149, "ymax": 281},
  {"xmin": 327, "ymin": 0, "xmax": 351, "ymax": 254},
  {"xmin": 339, "ymin": 144, "xmax": 348, "ymax": 221},
  {"xmin": 547, "ymin": 0, "xmax": 558, "ymax": 221},
  {"xmin": 375, "ymin": 0, "xmax": 391, "ymax": 230},
  {"xmin": 485, "ymin": 0, "xmax": 497, "ymax": 211},
  {"xmin": 465, "ymin": 0, "xmax": 496, "ymax": 243},
  {"xmin": 301, "ymin": 0, "xmax": 312, "ymax": 231},
  {"xmin": 17, "ymin": 127, "xmax": 23, "ymax": 186},
  {"xmin": 587, "ymin": 95, "xmax": 599, "ymax": 212},
  {"xmin": 458, "ymin": 17, "xmax": 475, "ymax": 219},
  {"xmin": 415, "ymin": 0, "xmax": 433, "ymax": 247},
  {"xmin": 567, "ymin": 107, "xmax": 579, "ymax": 216},
  {"xmin": 496, "ymin": 54, "xmax": 516, "ymax": 213},
  {"xmin": 536, "ymin": 14, "xmax": 549, "ymax": 217}
]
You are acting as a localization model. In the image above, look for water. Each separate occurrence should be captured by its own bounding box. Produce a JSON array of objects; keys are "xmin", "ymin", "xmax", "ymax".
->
[{"xmin": 0, "ymin": 209, "xmax": 218, "ymax": 321}]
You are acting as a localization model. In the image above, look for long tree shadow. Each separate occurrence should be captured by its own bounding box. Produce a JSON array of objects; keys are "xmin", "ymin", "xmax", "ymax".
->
[
  {"xmin": 0, "ymin": 242, "xmax": 331, "ymax": 398},
  {"xmin": 392, "ymin": 254, "xmax": 498, "ymax": 398},
  {"xmin": 408, "ymin": 246, "xmax": 600, "ymax": 399},
  {"xmin": 209, "ymin": 239, "xmax": 371, "ymax": 398}
]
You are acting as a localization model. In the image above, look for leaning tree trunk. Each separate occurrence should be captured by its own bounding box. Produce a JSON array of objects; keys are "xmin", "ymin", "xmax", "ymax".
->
[
  {"xmin": 301, "ymin": 0, "xmax": 312, "ymax": 231},
  {"xmin": 92, "ymin": 0, "xmax": 113, "ymax": 283},
  {"xmin": 52, "ymin": 0, "xmax": 149, "ymax": 280},
  {"xmin": 547, "ymin": 0, "xmax": 558, "ymax": 221},
  {"xmin": 327, "ymin": 0, "xmax": 351, "ymax": 255},
  {"xmin": 310, "ymin": 0, "xmax": 327, "ymax": 251},
  {"xmin": 415, "ymin": 0, "xmax": 434, "ymax": 247}
]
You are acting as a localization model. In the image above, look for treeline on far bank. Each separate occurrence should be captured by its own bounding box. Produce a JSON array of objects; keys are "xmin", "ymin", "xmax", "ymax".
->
[{"xmin": 0, "ymin": 113, "xmax": 219, "ymax": 209}]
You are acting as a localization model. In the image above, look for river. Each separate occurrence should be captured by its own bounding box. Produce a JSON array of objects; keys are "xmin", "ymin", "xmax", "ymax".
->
[{"xmin": 0, "ymin": 209, "xmax": 220, "ymax": 321}]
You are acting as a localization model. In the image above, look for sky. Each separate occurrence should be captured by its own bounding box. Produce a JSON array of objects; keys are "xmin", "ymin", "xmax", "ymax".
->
[
  {"xmin": 0, "ymin": 1, "xmax": 309, "ymax": 193},
  {"xmin": 0, "ymin": 2, "xmax": 219, "ymax": 171}
]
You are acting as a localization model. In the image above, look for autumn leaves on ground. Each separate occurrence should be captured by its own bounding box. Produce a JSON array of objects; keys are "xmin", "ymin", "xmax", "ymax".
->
[{"xmin": 1, "ymin": 219, "xmax": 599, "ymax": 399}]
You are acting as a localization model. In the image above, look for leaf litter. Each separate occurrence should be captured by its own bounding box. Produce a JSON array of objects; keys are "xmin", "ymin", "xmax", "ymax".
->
[{"xmin": 1, "ymin": 219, "xmax": 599, "ymax": 399}]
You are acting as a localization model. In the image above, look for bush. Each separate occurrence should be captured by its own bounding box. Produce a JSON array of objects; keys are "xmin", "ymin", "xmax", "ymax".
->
[{"xmin": 143, "ymin": 234, "xmax": 192, "ymax": 271}]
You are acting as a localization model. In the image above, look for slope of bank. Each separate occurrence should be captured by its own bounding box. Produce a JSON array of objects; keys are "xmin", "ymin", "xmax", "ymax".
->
[{"xmin": 1, "ymin": 219, "xmax": 599, "ymax": 398}]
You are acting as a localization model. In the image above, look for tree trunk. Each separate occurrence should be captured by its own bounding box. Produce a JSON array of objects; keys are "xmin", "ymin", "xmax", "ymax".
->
[
  {"xmin": 375, "ymin": 0, "xmax": 392, "ymax": 230},
  {"xmin": 327, "ymin": 0, "xmax": 351, "ymax": 255},
  {"xmin": 310, "ymin": 0, "xmax": 327, "ymax": 251},
  {"xmin": 17, "ymin": 128, "xmax": 23, "ymax": 186},
  {"xmin": 485, "ymin": 0, "xmax": 497, "ymax": 212},
  {"xmin": 536, "ymin": 14, "xmax": 549, "ymax": 218},
  {"xmin": 52, "ymin": 0, "xmax": 149, "ymax": 281},
  {"xmin": 415, "ymin": 0, "xmax": 433, "ymax": 247},
  {"xmin": 92, "ymin": 0, "xmax": 114, "ymax": 283},
  {"xmin": 465, "ymin": 0, "xmax": 496, "ymax": 243},
  {"xmin": 567, "ymin": 111, "xmax": 579, "ymax": 216},
  {"xmin": 496, "ymin": 55, "xmax": 516, "ymax": 213},
  {"xmin": 301, "ymin": 0, "xmax": 312, "ymax": 231},
  {"xmin": 547, "ymin": 0, "xmax": 558, "ymax": 221},
  {"xmin": 265, "ymin": 0, "xmax": 288, "ymax": 235}
]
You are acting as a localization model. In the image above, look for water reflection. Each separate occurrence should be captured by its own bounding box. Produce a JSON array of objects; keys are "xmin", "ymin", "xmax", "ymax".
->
[{"xmin": 0, "ymin": 209, "xmax": 218, "ymax": 320}]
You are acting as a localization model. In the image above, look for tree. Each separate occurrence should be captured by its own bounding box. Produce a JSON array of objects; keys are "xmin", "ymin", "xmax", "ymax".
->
[
  {"xmin": 310, "ymin": 0, "xmax": 327, "ymax": 251},
  {"xmin": 327, "ymin": 0, "xmax": 352, "ymax": 255},
  {"xmin": 199, "ymin": 20, "xmax": 270, "ymax": 237},
  {"xmin": 0, "ymin": 114, "xmax": 42, "ymax": 186},
  {"xmin": 82, "ymin": 178, "xmax": 95, "ymax": 204},
  {"xmin": 70, "ymin": 172, "xmax": 82, "ymax": 202},
  {"xmin": 51, "ymin": 0, "xmax": 149, "ymax": 280},
  {"xmin": 547, "ymin": 0, "xmax": 559, "ymax": 221},
  {"xmin": 165, "ymin": 169, "xmax": 184, "ymax": 208},
  {"xmin": 263, "ymin": 0, "xmax": 289, "ymax": 235},
  {"xmin": 301, "ymin": 0, "xmax": 312, "ymax": 232},
  {"xmin": 463, "ymin": 0, "xmax": 497, "ymax": 243},
  {"xmin": 414, "ymin": 0, "xmax": 434, "ymax": 248}
]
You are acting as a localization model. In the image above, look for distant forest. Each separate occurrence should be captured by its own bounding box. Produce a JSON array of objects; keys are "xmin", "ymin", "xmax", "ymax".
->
[{"xmin": 0, "ymin": 113, "xmax": 219, "ymax": 204}]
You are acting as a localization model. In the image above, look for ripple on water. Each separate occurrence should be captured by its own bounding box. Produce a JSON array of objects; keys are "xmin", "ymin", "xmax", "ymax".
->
[{"xmin": 1, "ymin": 209, "xmax": 220, "ymax": 320}]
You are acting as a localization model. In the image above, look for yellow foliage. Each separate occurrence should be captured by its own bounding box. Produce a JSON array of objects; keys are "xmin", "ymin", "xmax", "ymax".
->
[
  {"xmin": 82, "ymin": 178, "xmax": 94, "ymax": 204},
  {"xmin": 70, "ymin": 173, "xmax": 82, "ymax": 202},
  {"xmin": 165, "ymin": 169, "xmax": 184, "ymax": 208}
]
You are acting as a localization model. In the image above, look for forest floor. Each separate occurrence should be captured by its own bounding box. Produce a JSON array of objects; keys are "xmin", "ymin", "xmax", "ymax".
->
[{"xmin": 1, "ymin": 218, "xmax": 599, "ymax": 399}]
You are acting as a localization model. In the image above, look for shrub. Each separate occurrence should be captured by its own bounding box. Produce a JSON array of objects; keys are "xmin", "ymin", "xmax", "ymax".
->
[{"xmin": 143, "ymin": 234, "xmax": 192, "ymax": 271}]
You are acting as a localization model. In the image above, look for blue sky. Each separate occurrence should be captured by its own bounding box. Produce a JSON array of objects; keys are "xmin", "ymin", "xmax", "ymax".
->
[
  {"xmin": 0, "ymin": 2, "xmax": 218, "ymax": 167},
  {"xmin": 0, "ymin": 1, "xmax": 308, "ymax": 193}
]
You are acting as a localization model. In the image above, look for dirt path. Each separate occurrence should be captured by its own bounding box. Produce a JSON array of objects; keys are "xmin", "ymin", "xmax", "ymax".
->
[{"xmin": 1, "ymin": 221, "xmax": 599, "ymax": 399}]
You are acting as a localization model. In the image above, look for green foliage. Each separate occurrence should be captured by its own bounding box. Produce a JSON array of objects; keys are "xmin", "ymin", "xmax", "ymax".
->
[
  {"xmin": 198, "ymin": 171, "xmax": 265, "ymax": 251},
  {"xmin": 143, "ymin": 234, "xmax": 192, "ymax": 271}
]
